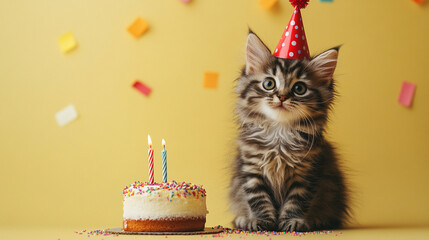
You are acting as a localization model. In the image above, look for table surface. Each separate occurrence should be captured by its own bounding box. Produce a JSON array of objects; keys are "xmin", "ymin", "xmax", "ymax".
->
[{"xmin": 1, "ymin": 226, "xmax": 429, "ymax": 240}]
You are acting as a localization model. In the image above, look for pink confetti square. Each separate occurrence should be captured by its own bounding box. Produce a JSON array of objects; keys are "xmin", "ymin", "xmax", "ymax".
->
[
  {"xmin": 133, "ymin": 81, "xmax": 152, "ymax": 96},
  {"xmin": 398, "ymin": 81, "xmax": 416, "ymax": 107}
]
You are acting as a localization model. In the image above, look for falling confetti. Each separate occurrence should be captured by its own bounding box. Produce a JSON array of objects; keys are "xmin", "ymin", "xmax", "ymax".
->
[
  {"xmin": 127, "ymin": 17, "xmax": 149, "ymax": 38},
  {"xmin": 133, "ymin": 81, "xmax": 152, "ymax": 96},
  {"xmin": 203, "ymin": 72, "xmax": 219, "ymax": 89},
  {"xmin": 55, "ymin": 104, "xmax": 78, "ymax": 127},
  {"xmin": 58, "ymin": 32, "xmax": 77, "ymax": 53}
]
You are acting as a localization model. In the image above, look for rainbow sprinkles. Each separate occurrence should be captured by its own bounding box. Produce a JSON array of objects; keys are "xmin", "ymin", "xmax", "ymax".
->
[{"xmin": 123, "ymin": 180, "xmax": 207, "ymax": 201}]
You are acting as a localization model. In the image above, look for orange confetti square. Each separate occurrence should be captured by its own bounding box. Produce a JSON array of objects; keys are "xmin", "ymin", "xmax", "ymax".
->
[
  {"xmin": 413, "ymin": 0, "xmax": 424, "ymax": 3},
  {"xmin": 259, "ymin": 0, "xmax": 278, "ymax": 10},
  {"xmin": 127, "ymin": 17, "xmax": 149, "ymax": 38},
  {"xmin": 203, "ymin": 72, "xmax": 219, "ymax": 89}
]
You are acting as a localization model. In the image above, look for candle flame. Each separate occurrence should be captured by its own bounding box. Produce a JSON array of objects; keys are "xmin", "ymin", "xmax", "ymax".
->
[
  {"xmin": 148, "ymin": 135, "xmax": 152, "ymax": 147},
  {"xmin": 162, "ymin": 139, "xmax": 166, "ymax": 146}
]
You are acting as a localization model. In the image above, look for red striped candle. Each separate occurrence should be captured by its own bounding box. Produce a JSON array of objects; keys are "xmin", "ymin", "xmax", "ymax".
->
[{"xmin": 147, "ymin": 135, "xmax": 154, "ymax": 184}]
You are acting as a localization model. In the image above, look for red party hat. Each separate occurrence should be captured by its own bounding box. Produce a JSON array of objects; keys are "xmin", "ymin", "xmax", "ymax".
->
[{"xmin": 273, "ymin": 0, "xmax": 310, "ymax": 60}]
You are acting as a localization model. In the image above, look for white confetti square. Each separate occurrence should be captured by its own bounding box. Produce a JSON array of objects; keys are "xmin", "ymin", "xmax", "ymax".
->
[{"xmin": 55, "ymin": 104, "xmax": 78, "ymax": 127}]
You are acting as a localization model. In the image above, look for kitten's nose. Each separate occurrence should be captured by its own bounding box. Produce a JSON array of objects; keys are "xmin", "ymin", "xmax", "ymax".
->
[{"xmin": 278, "ymin": 95, "xmax": 288, "ymax": 102}]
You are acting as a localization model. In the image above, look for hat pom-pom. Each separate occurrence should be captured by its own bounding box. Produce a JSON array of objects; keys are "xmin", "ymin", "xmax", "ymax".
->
[{"xmin": 289, "ymin": 0, "xmax": 309, "ymax": 9}]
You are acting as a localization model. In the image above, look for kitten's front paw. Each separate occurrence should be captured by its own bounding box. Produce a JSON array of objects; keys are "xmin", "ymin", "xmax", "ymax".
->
[
  {"xmin": 247, "ymin": 218, "xmax": 277, "ymax": 232},
  {"xmin": 279, "ymin": 218, "xmax": 309, "ymax": 232},
  {"xmin": 234, "ymin": 216, "xmax": 276, "ymax": 231}
]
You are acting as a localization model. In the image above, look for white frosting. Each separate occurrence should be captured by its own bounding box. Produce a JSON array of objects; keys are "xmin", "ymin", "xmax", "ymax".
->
[{"xmin": 123, "ymin": 185, "xmax": 208, "ymax": 220}]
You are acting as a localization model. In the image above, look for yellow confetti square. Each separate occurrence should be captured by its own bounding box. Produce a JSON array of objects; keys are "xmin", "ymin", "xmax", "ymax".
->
[
  {"xmin": 259, "ymin": 0, "xmax": 278, "ymax": 10},
  {"xmin": 127, "ymin": 17, "xmax": 149, "ymax": 38},
  {"xmin": 58, "ymin": 32, "xmax": 77, "ymax": 53},
  {"xmin": 203, "ymin": 72, "xmax": 219, "ymax": 89}
]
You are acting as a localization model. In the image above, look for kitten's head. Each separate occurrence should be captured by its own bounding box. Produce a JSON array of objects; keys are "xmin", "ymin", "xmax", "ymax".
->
[{"xmin": 236, "ymin": 31, "xmax": 339, "ymax": 130}]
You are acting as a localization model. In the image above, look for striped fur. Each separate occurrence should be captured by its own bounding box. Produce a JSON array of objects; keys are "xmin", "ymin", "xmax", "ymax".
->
[{"xmin": 229, "ymin": 31, "xmax": 349, "ymax": 232}]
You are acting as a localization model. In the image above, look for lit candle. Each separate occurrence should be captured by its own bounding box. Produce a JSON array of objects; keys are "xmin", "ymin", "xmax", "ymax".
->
[
  {"xmin": 162, "ymin": 139, "xmax": 167, "ymax": 183},
  {"xmin": 147, "ymin": 135, "xmax": 154, "ymax": 184}
]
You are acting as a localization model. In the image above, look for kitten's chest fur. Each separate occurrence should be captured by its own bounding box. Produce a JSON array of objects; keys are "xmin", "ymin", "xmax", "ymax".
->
[{"xmin": 239, "ymin": 124, "xmax": 315, "ymax": 203}]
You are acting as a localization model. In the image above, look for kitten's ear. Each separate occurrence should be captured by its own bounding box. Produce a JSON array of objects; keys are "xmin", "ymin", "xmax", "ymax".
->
[
  {"xmin": 309, "ymin": 47, "xmax": 340, "ymax": 82},
  {"xmin": 245, "ymin": 31, "xmax": 271, "ymax": 75}
]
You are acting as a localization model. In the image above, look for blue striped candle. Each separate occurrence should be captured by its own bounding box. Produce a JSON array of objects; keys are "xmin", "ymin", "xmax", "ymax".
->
[{"xmin": 162, "ymin": 139, "xmax": 167, "ymax": 183}]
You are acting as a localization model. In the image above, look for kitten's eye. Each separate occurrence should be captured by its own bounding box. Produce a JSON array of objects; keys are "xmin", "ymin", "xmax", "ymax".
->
[
  {"xmin": 292, "ymin": 82, "xmax": 307, "ymax": 95},
  {"xmin": 263, "ymin": 77, "xmax": 276, "ymax": 90}
]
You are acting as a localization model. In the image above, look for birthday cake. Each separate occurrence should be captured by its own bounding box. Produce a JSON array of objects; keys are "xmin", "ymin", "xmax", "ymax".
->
[{"xmin": 122, "ymin": 181, "xmax": 208, "ymax": 232}]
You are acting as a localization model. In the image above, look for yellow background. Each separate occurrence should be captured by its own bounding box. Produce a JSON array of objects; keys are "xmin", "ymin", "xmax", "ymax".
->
[{"xmin": 1, "ymin": 0, "xmax": 429, "ymax": 231}]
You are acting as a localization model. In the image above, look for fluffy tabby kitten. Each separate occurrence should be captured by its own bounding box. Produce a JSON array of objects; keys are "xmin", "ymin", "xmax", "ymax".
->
[{"xmin": 229, "ymin": 31, "xmax": 349, "ymax": 232}]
